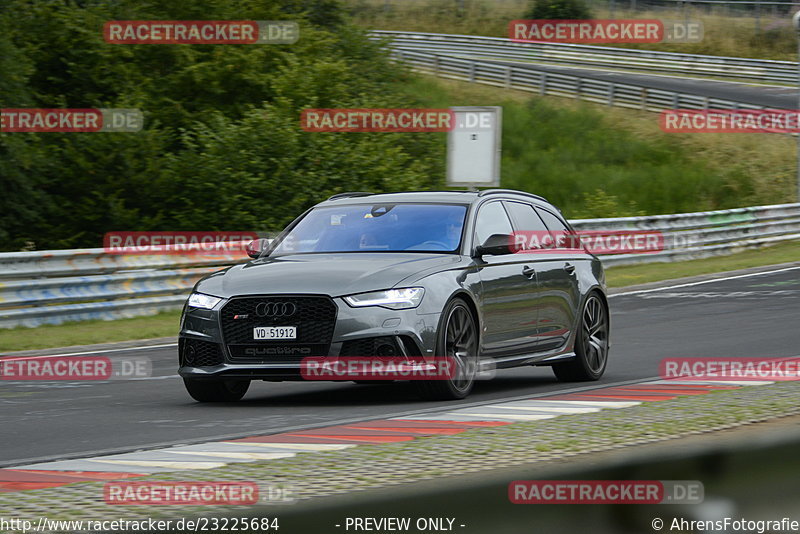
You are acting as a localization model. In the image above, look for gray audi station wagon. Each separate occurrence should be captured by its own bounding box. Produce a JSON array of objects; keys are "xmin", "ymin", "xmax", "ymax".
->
[{"xmin": 179, "ymin": 189, "xmax": 610, "ymax": 401}]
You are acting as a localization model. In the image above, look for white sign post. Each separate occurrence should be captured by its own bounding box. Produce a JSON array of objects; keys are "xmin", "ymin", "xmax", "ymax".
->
[{"xmin": 446, "ymin": 106, "xmax": 502, "ymax": 188}]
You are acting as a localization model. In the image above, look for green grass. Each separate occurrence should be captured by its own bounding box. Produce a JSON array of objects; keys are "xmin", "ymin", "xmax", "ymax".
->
[
  {"xmin": 0, "ymin": 310, "xmax": 181, "ymax": 353},
  {"xmin": 401, "ymin": 76, "xmax": 795, "ymax": 218},
  {"xmin": 605, "ymin": 240, "xmax": 800, "ymax": 287},
  {"xmin": 347, "ymin": 0, "xmax": 797, "ymax": 60},
  {"xmin": 2, "ymin": 241, "xmax": 797, "ymax": 352}
]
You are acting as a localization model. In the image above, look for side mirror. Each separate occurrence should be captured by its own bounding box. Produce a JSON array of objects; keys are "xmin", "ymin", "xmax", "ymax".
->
[
  {"xmin": 245, "ymin": 238, "xmax": 271, "ymax": 259},
  {"xmin": 473, "ymin": 233, "xmax": 520, "ymax": 257}
]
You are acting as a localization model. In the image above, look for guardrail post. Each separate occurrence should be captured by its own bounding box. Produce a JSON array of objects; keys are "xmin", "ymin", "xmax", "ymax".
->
[
  {"xmin": 540, "ymin": 72, "xmax": 547, "ymax": 96},
  {"xmin": 469, "ymin": 61, "xmax": 475, "ymax": 83},
  {"xmin": 703, "ymin": 96, "xmax": 709, "ymax": 110},
  {"xmin": 608, "ymin": 83, "xmax": 615, "ymax": 107},
  {"xmin": 755, "ymin": 0, "xmax": 761, "ymax": 34},
  {"xmin": 433, "ymin": 55, "xmax": 439, "ymax": 76},
  {"xmin": 576, "ymin": 77, "xmax": 582, "ymax": 99},
  {"xmin": 672, "ymin": 92, "xmax": 679, "ymax": 109},
  {"xmin": 505, "ymin": 66, "xmax": 512, "ymax": 89},
  {"xmin": 641, "ymin": 88, "xmax": 648, "ymax": 111}
]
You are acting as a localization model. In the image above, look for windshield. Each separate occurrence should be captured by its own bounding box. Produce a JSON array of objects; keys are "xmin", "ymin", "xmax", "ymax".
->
[{"xmin": 269, "ymin": 203, "xmax": 468, "ymax": 255}]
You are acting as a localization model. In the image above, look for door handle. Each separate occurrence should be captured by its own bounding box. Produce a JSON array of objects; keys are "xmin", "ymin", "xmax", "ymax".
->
[
  {"xmin": 564, "ymin": 262, "xmax": 576, "ymax": 274},
  {"xmin": 522, "ymin": 266, "xmax": 536, "ymax": 279}
]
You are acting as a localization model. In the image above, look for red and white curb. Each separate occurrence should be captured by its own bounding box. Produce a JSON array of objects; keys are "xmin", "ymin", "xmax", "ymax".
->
[{"xmin": 0, "ymin": 379, "xmax": 770, "ymax": 493}]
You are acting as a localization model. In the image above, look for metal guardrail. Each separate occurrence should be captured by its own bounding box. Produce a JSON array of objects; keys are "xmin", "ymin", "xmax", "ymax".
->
[
  {"xmin": 371, "ymin": 31, "xmax": 797, "ymax": 84},
  {"xmin": 572, "ymin": 202, "xmax": 800, "ymax": 266},
  {"xmin": 0, "ymin": 203, "xmax": 797, "ymax": 329},
  {"xmin": 0, "ymin": 248, "xmax": 244, "ymax": 280},
  {"xmin": 389, "ymin": 48, "xmax": 763, "ymax": 112},
  {"xmin": 0, "ymin": 250, "xmax": 249, "ymax": 329}
]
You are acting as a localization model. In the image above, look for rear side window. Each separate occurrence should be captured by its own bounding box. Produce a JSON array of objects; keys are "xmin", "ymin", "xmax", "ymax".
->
[
  {"xmin": 535, "ymin": 207, "xmax": 571, "ymax": 233},
  {"xmin": 473, "ymin": 201, "xmax": 513, "ymax": 247},
  {"xmin": 504, "ymin": 201, "xmax": 549, "ymax": 232}
]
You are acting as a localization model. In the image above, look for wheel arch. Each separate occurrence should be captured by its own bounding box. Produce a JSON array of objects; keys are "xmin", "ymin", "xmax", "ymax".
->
[
  {"xmin": 567, "ymin": 285, "xmax": 610, "ymax": 352},
  {"xmin": 445, "ymin": 289, "xmax": 482, "ymax": 347}
]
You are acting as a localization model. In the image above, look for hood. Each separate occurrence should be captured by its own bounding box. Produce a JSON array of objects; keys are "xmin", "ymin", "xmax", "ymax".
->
[{"xmin": 195, "ymin": 253, "xmax": 461, "ymax": 298}]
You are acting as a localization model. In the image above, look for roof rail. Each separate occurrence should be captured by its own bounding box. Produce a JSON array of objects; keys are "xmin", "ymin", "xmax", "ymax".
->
[
  {"xmin": 477, "ymin": 189, "xmax": 548, "ymax": 202},
  {"xmin": 326, "ymin": 191, "xmax": 374, "ymax": 201},
  {"xmin": 392, "ymin": 189, "xmax": 480, "ymax": 195}
]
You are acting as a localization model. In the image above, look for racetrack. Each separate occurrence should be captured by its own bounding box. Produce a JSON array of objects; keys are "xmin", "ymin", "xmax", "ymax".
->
[{"xmin": 1, "ymin": 265, "xmax": 798, "ymax": 468}]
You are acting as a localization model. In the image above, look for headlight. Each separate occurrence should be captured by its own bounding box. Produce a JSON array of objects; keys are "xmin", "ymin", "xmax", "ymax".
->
[
  {"xmin": 187, "ymin": 292, "xmax": 223, "ymax": 310},
  {"xmin": 343, "ymin": 288, "xmax": 425, "ymax": 310}
]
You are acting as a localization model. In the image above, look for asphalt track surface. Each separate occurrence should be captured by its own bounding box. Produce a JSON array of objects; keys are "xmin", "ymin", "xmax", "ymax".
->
[
  {"xmin": 1, "ymin": 266, "xmax": 798, "ymax": 468},
  {"xmin": 487, "ymin": 59, "xmax": 798, "ymax": 108}
]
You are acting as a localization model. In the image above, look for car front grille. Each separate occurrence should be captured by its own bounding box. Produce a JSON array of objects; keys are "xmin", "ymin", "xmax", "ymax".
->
[{"xmin": 220, "ymin": 296, "xmax": 337, "ymax": 363}]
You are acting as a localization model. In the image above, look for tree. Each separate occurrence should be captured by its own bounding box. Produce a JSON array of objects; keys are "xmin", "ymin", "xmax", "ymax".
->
[{"xmin": 0, "ymin": 0, "xmax": 443, "ymax": 250}]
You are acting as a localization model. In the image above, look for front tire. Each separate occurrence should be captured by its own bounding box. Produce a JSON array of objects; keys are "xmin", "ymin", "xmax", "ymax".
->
[
  {"xmin": 184, "ymin": 378, "xmax": 250, "ymax": 402},
  {"xmin": 553, "ymin": 292, "xmax": 609, "ymax": 382},
  {"xmin": 416, "ymin": 298, "xmax": 479, "ymax": 400}
]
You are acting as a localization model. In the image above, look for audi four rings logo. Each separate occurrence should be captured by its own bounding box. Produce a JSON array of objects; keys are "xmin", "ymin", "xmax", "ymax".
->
[{"xmin": 254, "ymin": 302, "xmax": 297, "ymax": 317}]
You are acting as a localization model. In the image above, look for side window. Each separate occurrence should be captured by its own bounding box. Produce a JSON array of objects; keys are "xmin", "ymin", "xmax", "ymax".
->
[
  {"xmin": 473, "ymin": 201, "xmax": 513, "ymax": 247},
  {"xmin": 504, "ymin": 202, "xmax": 549, "ymax": 232},
  {"xmin": 504, "ymin": 201, "xmax": 552, "ymax": 251},
  {"xmin": 535, "ymin": 207, "xmax": 571, "ymax": 233}
]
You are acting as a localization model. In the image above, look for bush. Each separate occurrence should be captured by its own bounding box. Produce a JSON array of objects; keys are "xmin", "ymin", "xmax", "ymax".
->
[{"xmin": 525, "ymin": 0, "xmax": 592, "ymax": 20}]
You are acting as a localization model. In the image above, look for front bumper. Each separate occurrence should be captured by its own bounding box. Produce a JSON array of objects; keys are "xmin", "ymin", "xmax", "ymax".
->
[{"xmin": 178, "ymin": 294, "xmax": 441, "ymax": 381}]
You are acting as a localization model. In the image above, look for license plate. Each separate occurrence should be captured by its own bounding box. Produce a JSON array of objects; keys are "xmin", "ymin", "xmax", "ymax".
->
[{"xmin": 254, "ymin": 326, "xmax": 297, "ymax": 340}]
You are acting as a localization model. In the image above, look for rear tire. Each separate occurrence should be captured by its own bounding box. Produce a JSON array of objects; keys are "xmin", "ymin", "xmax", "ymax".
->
[
  {"xmin": 553, "ymin": 292, "xmax": 609, "ymax": 382},
  {"xmin": 416, "ymin": 298, "xmax": 479, "ymax": 400},
  {"xmin": 184, "ymin": 378, "xmax": 250, "ymax": 402}
]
